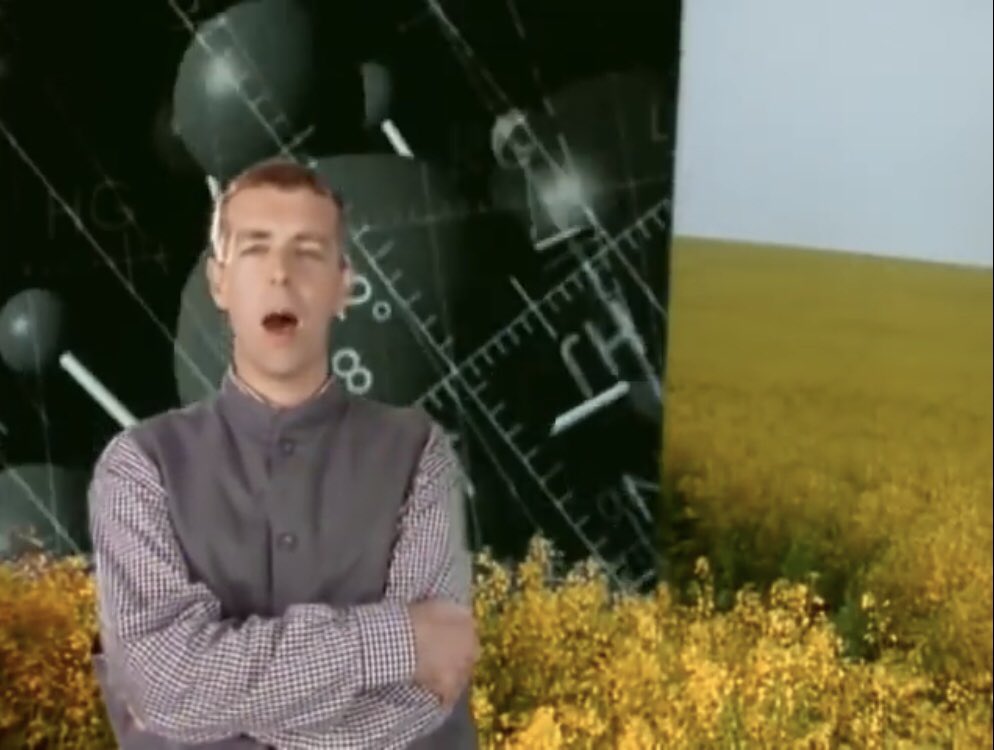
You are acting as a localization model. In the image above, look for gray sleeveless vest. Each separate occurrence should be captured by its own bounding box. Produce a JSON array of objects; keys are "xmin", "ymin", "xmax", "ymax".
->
[{"xmin": 92, "ymin": 375, "xmax": 476, "ymax": 749}]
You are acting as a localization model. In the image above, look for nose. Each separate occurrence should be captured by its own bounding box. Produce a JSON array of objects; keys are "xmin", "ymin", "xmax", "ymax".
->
[{"xmin": 268, "ymin": 251, "xmax": 291, "ymax": 285}]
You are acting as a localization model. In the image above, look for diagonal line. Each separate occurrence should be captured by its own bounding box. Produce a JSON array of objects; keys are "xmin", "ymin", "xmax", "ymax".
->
[
  {"xmin": 0, "ymin": 457, "xmax": 82, "ymax": 557},
  {"xmin": 424, "ymin": 0, "xmax": 666, "ymax": 318},
  {"xmin": 0, "ymin": 120, "xmax": 215, "ymax": 394}
]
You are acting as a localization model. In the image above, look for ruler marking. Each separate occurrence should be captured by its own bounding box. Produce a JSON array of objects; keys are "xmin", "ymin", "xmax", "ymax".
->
[
  {"xmin": 418, "ymin": 198, "xmax": 667, "ymax": 405},
  {"xmin": 510, "ymin": 276, "xmax": 557, "ymax": 338}
]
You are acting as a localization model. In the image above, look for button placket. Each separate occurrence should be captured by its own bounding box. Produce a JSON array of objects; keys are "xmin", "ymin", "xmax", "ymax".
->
[
  {"xmin": 278, "ymin": 436, "xmax": 295, "ymax": 456},
  {"xmin": 271, "ymin": 432, "xmax": 298, "ymax": 556}
]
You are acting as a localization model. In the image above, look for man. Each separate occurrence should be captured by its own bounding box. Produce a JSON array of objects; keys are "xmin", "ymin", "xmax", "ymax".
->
[{"xmin": 88, "ymin": 157, "xmax": 480, "ymax": 749}]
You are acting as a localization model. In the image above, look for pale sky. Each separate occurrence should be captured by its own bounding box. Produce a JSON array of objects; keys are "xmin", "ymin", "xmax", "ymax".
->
[{"xmin": 673, "ymin": 0, "xmax": 993, "ymax": 268}]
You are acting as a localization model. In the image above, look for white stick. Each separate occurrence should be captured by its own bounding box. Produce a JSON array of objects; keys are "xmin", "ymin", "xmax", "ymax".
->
[
  {"xmin": 550, "ymin": 381, "xmax": 630, "ymax": 436},
  {"xmin": 206, "ymin": 176, "xmax": 221, "ymax": 200},
  {"xmin": 535, "ymin": 225, "xmax": 585, "ymax": 252},
  {"xmin": 59, "ymin": 351, "xmax": 138, "ymax": 428},
  {"xmin": 381, "ymin": 120, "xmax": 413, "ymax": 157}
]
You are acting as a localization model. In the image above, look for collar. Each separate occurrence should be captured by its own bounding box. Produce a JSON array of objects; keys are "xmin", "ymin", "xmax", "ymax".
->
[
  {"xmin": 227, "ymin": 365, "xmax": 334, "ymax": 406},
  {"xmin": 217, "ymin": 366, "xmax": 347, "ymax": 441}
]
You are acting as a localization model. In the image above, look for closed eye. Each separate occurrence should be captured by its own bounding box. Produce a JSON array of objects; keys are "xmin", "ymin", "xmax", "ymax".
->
[{"xmin": 296, "ymin": 246, "xmax": 326, "ymax": 259}]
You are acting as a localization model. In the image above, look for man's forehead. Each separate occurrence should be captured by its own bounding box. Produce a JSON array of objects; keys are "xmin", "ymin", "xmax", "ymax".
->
[{"xmin": 225, "ymin": 185, "xmax": 341, "ymax": 222}]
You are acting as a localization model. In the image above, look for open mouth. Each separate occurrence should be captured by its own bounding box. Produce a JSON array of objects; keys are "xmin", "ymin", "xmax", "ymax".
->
[{"xmin": 261, "ymin": 310, "xmax": 299, "ymax": 335}]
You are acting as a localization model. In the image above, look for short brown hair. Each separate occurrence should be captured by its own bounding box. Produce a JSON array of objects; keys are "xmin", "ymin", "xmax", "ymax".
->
[{"xmin": 209, "ymin": 157, "xmax": 345, "ymax": 259}]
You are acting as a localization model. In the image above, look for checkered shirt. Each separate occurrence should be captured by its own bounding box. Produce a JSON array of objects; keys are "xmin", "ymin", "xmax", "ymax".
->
[{"xmin": 88, "ymin": 383, "xmax": 472, "ymax": 749}]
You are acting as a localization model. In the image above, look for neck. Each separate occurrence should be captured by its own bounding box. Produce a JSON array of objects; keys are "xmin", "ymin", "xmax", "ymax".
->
[{"xmin": 230, "ymin": 355, "xmax": 330, "ymax": 409}]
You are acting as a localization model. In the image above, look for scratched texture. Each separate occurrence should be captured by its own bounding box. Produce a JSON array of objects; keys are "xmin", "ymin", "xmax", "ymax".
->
[{"xmin": 0, "ymin": 0, "xmax": 682, "ymax": 586}]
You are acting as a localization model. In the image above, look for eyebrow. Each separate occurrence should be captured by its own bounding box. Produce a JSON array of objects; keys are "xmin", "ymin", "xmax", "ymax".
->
[
  {"xmin": 231, "ymin": 229, "xmax": 269, "ymax": 244},
  {"xmin": 293, "ymin": 231, "xmax": 329, "ymax": 244},
  {"xmin": 232, "ymin": 229, "xmax": 329, "ymax": 244}
]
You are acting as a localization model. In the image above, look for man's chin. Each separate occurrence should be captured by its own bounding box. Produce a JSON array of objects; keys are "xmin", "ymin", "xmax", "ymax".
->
[{"xmin": 261, "ymin": 358, "xmax": 323, "ymax": 381}]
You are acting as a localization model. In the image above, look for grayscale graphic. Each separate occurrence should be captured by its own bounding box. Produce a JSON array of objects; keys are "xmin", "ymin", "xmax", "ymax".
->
[{"xmin": 0, "ymin": 0, "xmax": 682, "ymax": 588}]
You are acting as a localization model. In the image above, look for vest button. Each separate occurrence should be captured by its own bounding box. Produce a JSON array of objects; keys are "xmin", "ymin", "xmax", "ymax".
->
[
  {"xmin": 278, "ymin": 438, "xmax": 295, "ymax": 456},
  {"xmin": 277, "ymin": 532, "xmax": 298, "ymax": 550}
]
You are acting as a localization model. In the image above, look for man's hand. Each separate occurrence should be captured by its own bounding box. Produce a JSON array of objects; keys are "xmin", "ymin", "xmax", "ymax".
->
[{"xmin": 409, "ymin": 599, "xmax": 479, "ymax": 708}]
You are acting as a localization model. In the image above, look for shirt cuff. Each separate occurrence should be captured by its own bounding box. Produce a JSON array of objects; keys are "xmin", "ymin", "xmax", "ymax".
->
[{"xmin": 354, "ymin": 602, "xmax": 417, "ymax": 690}]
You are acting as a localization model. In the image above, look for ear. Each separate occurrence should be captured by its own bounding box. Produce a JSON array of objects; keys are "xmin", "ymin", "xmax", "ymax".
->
[{"xmin": 206, "ymin": 253, "xmax": 228, "ymax": 311}]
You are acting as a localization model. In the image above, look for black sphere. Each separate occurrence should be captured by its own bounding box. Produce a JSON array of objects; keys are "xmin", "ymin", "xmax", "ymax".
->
[
  {"xmin": 173, "ymin": 251, "xmax": 231, "ymax": 405},
  {"xmin": 151, "ymin": 99, "xmax": 201, "ymax": 176},
  {"xmin": 0, "ymin": 289, "xmax": 65, "ymax": 375},
  {"xmin": 489, "ymin": 71, "xmax": 671, "ymax": 243},
  {"xmin": 171, "ymin": 0, "xmax": 317, "ymax": 182}
]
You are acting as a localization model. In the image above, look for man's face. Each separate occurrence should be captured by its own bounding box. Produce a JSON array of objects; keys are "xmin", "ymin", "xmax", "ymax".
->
[{"xmin": 207, "ymin": 184, "xmax": 350, "ymax": 380}]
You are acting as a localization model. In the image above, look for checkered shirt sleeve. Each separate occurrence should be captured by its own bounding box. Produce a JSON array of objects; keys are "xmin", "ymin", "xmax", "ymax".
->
[{"xmin": 89, "ymin": 423, "xmax": 472, "ymax": 749}]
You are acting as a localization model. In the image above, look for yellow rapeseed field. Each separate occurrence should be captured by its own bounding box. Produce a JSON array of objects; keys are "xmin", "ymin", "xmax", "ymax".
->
[
  {"xmin": 663, "ymin": 238, "xmax": 993, "ymax": 687},
  {"xmin": 2, "ymin": 541, "xmax": 992, "ymax": 748}
]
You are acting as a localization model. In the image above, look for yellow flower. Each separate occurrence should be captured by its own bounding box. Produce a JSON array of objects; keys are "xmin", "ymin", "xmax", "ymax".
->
[{"xmin": 2, "ymin": 529, "xmax": 993, "ymax": 748}]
